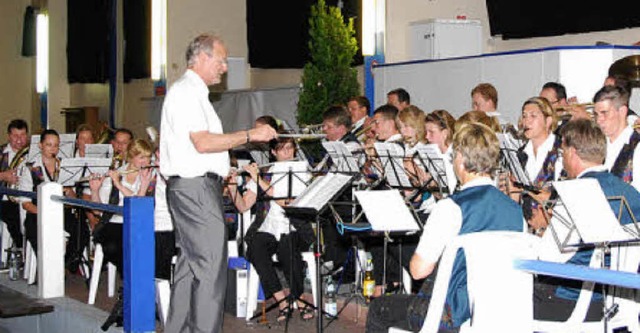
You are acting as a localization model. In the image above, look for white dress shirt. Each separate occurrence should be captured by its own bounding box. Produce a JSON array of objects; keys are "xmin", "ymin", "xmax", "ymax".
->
[
  {"xmin": 160, "ymin": 69, "xmax": 230, "ymax": 178},
  {"xmin": 96, "ymin": 164, "xmax": 143, "ymax": 224},
  {"xmin": 604, "ymin": 126, "xmax": 640, "ymax": 190},
  {"xmin": 522, "ymin": 133, "xmax": 563, "ymax": 184}
]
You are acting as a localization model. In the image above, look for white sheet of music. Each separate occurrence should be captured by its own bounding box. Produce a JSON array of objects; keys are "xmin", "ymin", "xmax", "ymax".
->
[
  {"xmin": 58, "ymin": 157, "xmax": 112, "ymax": 186},
  {"xmin": 553, "ymin": 178, "xmax": 637, "ymax": 243},
  {"xmin": 270, "ymin": 161, "xmax": 310, "ymax": 198},
  {"xmin": 27, "ymin": 133, "xmax": 76, "ymax": 162},
  {"xmin": 322, "ymin": 141, "xmax": 359, "ymax": 173},
  {"xmin": 497, "ymin": 133, "xmax": 531, "ymax": 187},
  {"xmin": 415, "ymin": 144, "xmax": 449, "ymax": 192},
  {"xmin": 374, "ymin": 142, "xmax": 412, "ymax": 188},
  {"xmin": 290, "ymin": 173, "xmax": 353, "ymax": 211},
  {"xmin": 354, "ymin": 190, "xmax": 420, "ymax": 232},
  {"xmin": 249, "ymin": 149, "xmax": 270, "ymax": 166},
  {"xmin": 85, "ymin": 144, "xmax": 114, "ymax": 158}
]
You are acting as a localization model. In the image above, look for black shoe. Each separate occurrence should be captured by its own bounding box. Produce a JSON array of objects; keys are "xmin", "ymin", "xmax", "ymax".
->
[{"xmin": 101, "ymin": 287, "xmax": 123, "ymax": 331}]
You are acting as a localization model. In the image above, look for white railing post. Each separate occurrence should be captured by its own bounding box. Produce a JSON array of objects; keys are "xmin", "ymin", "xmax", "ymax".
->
[{"xmin": 38, "ymin": 182, "xmax": 65, "ymax": 298}]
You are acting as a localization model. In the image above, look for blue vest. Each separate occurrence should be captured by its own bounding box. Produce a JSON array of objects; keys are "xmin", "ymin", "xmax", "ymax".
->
[
  {"xmin": 446, "ymin": 185, "xmax": 524, "ymax": 326},
  {"xmin": 556, "ymin": 170, "xmax": 640, "ymax": 300}
]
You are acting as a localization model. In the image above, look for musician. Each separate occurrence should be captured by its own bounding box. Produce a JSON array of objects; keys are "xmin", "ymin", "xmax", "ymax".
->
[
  {"xmin": 539, "ymin": 82, "xmax": 590, "ymax": 123},
  {"xmin": 372, "ymin": 104, "xmax": 402, "ymax": 143},
  {"xmin": 454, "ymin": 110, "xmax": 500, "ymax": 133},
  {"xmin": 322, "ymin": 105, "xmax": 360, "ymax": 150},
  {"xmin": 515, "ymin": 97, "xmax": 563, "ymax": 233},
  {"xmin": 592, "ymin": 85, "xmax": 640, "ymax": 190},
  {"xmin": 19, "ymin": 130, "xmax": 67, "ymax": 255},
  {"xmin": 74, "ymin": 124, "xmax": 95, "ymax": 158},
  {"xmin": 110, "ymin": 128, "xmax": 133, "ymax": 169},
  {"xmin": 89, "ymin": 139, "xmax": 154, "ymax": 274},
  {"xmin": 366, "ymin": 123, "xmax": 526, "ymax": 333},
  {"xmin": 0, "ymin": 119, "xmax": 28, "ymax": 249},
  {"xmin": 397, "ymin": 105, "xmax": 427, "ymax": 154},
  {"xmin": 347, "ymin": 95, "xmax": 371, "ymax": 142},
  {"xmin": 534, "ymin": 119, "xmax": 640, "ymax": 321},
  {"xmin": 387, "ymin": 88, "xmax": 411, "ymax": 111},
  {"xmin": 470, "ymin": 83, "xmax": 503, "ymax": 130},
  {"xmin": 227, "ymin": 136, "xmax": 315, "ymax": 321},
  {"xmin": 603, "ymin": 74, "xmax": 638, "ymax": 123}
]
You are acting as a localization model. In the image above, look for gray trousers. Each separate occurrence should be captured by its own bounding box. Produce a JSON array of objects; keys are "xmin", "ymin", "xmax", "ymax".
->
[{"xmin": 165, "ymin": 175, "xmax": 227, "ymax": 333}]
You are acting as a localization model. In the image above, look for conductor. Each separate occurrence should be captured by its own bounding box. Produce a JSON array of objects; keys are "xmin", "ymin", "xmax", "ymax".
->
[{"xmin": 159, "ymin": 33, "xmax": 277, "ymax": 333}]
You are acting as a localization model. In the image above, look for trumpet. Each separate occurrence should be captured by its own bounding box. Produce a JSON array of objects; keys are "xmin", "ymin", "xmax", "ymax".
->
[
  {"xmin": 300, "ymin": 124, "xmax": 323, "ymax": 134},
  {"xmin": 354, "ymin": 121, "xmax": 376, "ymax": 138},
  {"xmin": 7, "ymin": 146, "xmax": 29, "ymax": 202},
  {"xmin": 77, "ymin": 165, "xmax": 158, "ymax": 182},
  {"xmin": 554, "ymin": 103, "xmax": 595, "ymax": 112}
]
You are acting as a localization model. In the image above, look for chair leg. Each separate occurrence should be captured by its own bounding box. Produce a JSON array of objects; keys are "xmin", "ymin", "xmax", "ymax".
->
[
  {"xmin": 88, "ymin": 244, "xmax": 104, "ymax": 305},
  {"xmin": 155, "ymin": 278, "xmax": 171, "ymax": 325},
  {"xmin": 302, "ymin": 252, "xmax": 318, "ymax": 307},
  {"xmin": 107, "ymin": 263, "xmax": 116, "ymax": 298},
  {"xmin": 246, "ymin": 263, "xmax": 260, "ymax": 321},
  {"xmin": 402, "ymin": 268, "xmax": 412, "ymax": 294},
  {"xmin": 0, "ymin": 222, "xmax": 10, "ymax": 266}
]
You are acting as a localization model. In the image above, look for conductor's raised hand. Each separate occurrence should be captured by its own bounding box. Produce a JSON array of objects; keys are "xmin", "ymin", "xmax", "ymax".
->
[{"xmin": 248, "ymin": 125, "xmax": 277, "ymax": 142}]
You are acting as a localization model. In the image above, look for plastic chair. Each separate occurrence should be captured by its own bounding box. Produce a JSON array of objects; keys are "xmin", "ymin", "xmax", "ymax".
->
[
  {"xmin": 0, "ymin": 222, "xmax": 11, "ymax": 266},
  {"xmin": 87, "ymin": 243, "xmax": 117, "ymax": 305},
  {"xmin": 390, "ymin": 231, "xmax": 539, "ymax": 333},
  {"xmin": 532, "ymin": 243, "xmax": 640, "ymax": 333}
]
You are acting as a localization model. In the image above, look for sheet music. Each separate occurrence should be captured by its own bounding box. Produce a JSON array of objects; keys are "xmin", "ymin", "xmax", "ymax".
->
[
  {"xmin": 27, "ymin": 133, "xmax": 76, "ymax": 162},
  {"xmin": 58, "ymin": 157, "xmax": 112, "ymax": 186},
  {"xmin": 322, "ymin": 141, "xmax": 360, "ymax": 173},
  {"xmin": 553, "ymin": 179, "xmax": 638, "ymax": 243},
  {"xmin": 269, "ymin": 161, "xmax": 310, "ymax": 198},
  {"xmin": 354, "ymin": 190, "xmax": 420, "ymax": 232},
  {"xmin": 497, "ymin": 133, "xmax": 532, "ymax": 187},
  {"xmin": 415, "ymin": 144, "xmax": 450, "ymax": 192},
  {"xmin": 290, "ymin": 173, "xmax": 354, "ymax": 212},
  {"xmin": 85, "ymin": 144, "xmax": 114, "ymax": 158},
  {"xmin": 374, "ymin": 142, "xmax": 412, "ymax": 188}
]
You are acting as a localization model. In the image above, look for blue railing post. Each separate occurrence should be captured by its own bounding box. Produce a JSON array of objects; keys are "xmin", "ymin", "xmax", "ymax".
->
[{"xmin": 123, "ymin": 196, "xmax": 155, "ymax": 333}]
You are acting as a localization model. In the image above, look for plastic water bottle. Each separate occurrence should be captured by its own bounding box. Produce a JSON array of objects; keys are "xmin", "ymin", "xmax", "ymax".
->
[
  {"xmin": 363, "ymin": 259, "xmax": 375, "ymax": 303},
  {"xmin": 324, "ymin": 277, "xmax": 337, "ymax": 318}
]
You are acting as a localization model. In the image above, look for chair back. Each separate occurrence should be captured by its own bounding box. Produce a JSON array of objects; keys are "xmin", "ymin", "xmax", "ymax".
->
[{"xmin": 421, "ymin": 231, "xmax": 539, "ymax": 333}]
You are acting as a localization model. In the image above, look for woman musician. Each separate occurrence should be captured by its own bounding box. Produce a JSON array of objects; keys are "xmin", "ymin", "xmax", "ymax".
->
[
  {"xmin": 513, "ymin": 97, "xmax": 565, "ymax": 235},
  {"xmin": 19, "ymin": 129, "xmax": 77, "ymax": 257}
]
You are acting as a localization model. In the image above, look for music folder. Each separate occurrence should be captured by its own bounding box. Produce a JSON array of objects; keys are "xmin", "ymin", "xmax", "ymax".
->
[
  {"xmin": 285, "ymin": 173, "xmax": 355, "ymax": 217},
  {"xmin": 497, "ymin": 133, "xmax": 534, "ymax": 191},
  {"xmin": 354, "ymin": 190, "xmax": 420, "ymax": 233},
  {"xmin": 550, "ymin": 179, "xmax": 639, "ymax": 248},
  {"xmin": 58, "ymin": 158, "xmax": 112, "ymax": 186}
]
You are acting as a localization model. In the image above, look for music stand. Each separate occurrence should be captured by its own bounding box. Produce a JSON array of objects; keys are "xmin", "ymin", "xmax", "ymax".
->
[
  {"xmin": 497, "ymin": 133, "xmax": 536, "ymax": 192},
  {"xmin": 58, "ymin": 158, "xmax": 112, "ymax": 187},
  {"xmin": 414, "ymin": 144, "xmax": 452, "ymax": 196},
  {"xmin": 321, "ymin": 141, "xmax": 361, "ymax": 174},
  {"xmin": 84, "ymin": 144, "xmax": 114, "ymax": 159},
  {"xmin": 281, "ymin": 172, "xmax": 356, "ymax": 333},
  {"xmin": 354, "ymin": 190, "xmax": 422, "ymax": 297},
  {"xmin": 373, "ymin": 142, "xmax": 413, "ymax": 189},
  {"xmin": 27, "ymin": 133, "xmax": 76, "ymax": 163}
]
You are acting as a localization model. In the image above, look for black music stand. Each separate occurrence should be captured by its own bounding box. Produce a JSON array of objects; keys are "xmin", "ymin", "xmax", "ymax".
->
[
  {"xmin": 497, "ymin": 133, "xmax": 537, "ymax": 193},
  {"xmin": 373, "ymin": 142, "xmax": 414, "ymax": 189},
  {"xmin": 282, "ymin": 172, "xmax": 356, "ymax": 333},
  {"xmin": 414, "ymin": 144, "xmax": 451, "ymax": 196},
  {"xmin": 84, "ymin": 144, "xmax": 114, "ymax": 159},
  {"xmin": 59, "ymin": 157, "xmax": 112, "ymax": 282}
]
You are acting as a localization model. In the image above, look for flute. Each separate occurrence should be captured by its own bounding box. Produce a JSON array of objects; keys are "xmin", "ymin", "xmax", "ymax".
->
[{"xmin": 77, "ymin": 165, "xmax": 158, "ymax": 182}]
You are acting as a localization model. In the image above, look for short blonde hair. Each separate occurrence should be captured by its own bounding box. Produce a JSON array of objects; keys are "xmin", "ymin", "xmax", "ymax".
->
[
  {"xmin": 396, "ymin": 105, "xmax": 426, "ymax": 144},
  {"xmin": 522, "ymin": 96, "xmax": 558, "ymax": 132},
  {"xmin": 126, "ymin": 139, "xmax": 153, "ymax": 162},
  {"xmin": 453, "ymin": 123, "xmax": 500, "ymax": 175},
  {"xmin": 455, "ymin": 110, "xmax": 500, "ymax": 133}
]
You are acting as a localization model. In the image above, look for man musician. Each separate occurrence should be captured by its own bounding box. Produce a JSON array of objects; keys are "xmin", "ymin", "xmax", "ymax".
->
[{"xmin": 0, "ymin": 119, "xmax": 29, "ymax": 251}]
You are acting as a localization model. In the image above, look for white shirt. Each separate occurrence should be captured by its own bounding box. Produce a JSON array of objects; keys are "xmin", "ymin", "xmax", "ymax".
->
[
  {"xmin": 154, "ymin": 175, "xmax": 173, "ymax": 232},
  {"xmin": 385, "ymin": 133, "xmax": 403, "ymax": 143},
  {"xmin": 604, "ymin": 126, "xmax": 640, "ymax": 190},
  {"xmin": 414, "ymin": 177, "xmax": 497, "ymax": 264},
  {"xmin": 522, "ymin": 134, "xmax": 563, "ymax": 184},
  {"xmin": 245, "ymin": 169, "xmax": 296, "ymax": 241},
  {"xmin": 18, "ymin": 157, "xmax": 58, "ymax": 203},
  {"xmin": 96, "ymin": 165, "xmax": 143, "ymax": 224},
  {"xmin": 160, "ymin": 69, "xmax": 230, "ymax": 178}
]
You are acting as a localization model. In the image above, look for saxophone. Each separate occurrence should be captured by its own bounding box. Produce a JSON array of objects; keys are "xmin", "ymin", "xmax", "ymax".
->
[{"xmin": 7, "ymin": 145, "xmax": 29, "ymax": 202}]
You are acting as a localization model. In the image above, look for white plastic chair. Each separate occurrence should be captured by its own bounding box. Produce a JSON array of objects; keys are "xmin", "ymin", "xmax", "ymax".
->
[
  {"xmin": 87, "ymin": 243, "xmax": 117, "ymax": 304},
  {"xmin": 0, "ymin": 222, "xmax": 11, "ymax": 266},
  {"xmin": 390, "ymin": 231, "xmax": 539, "ymax": 333},
  {"xmin": 532, "ymin": 243, "xmax": 640, "ymax": 333}
]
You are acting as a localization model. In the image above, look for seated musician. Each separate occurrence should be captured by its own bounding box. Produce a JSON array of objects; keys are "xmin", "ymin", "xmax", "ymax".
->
[
  {"xmin": 366, "ymin": 123, "xmax": 526, "ymax": 333},
  {"xmin": 533, "ymin": 119, "xmax": 640, "ymax": 321},
  {"xmin": 1, "ymin": 119, "xmax": 29, "ymax": 250},
  {"xmin": 515, "ymin": 97, "xmax": 564, "ymax": 234},
  {"xmin": 89, "ymin": 139, "xmax": 154, "ymax": 277},
  {"xmin": 19, "ymin": 129, "xmax": 78, "ymax": 257},
  {"xmin": 110, "ymin": 128, "xmax": 133, "ymax": 169},
  {"xmin": 347, "ymin": 95, "xmax": 371, "ymax": 143},
  {"xmin": 470, "ymin": 83, "xmax": 503, "ymax": 131},
  {"xmin": 227, "ymin": 136, "xmax": 315, "ymax": 322},
  {"xmin": 364, "ymin": 104, "xmax": 402, "ymax": 176}
]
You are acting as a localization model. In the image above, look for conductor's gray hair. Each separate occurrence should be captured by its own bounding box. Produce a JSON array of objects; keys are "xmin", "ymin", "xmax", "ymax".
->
[{"xmin": 185, "ymin": 34, "xmax": 222, "ymax": 67}]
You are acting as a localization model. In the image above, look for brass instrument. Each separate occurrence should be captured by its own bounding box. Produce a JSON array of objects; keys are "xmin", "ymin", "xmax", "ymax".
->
[
  {"xmin": 554, "ymin": 102, "xmax": 594, "ymax": 112},
  {"xmin": 300, "ymin": 124, "xmax": 323, "ymax": 134},
  {"xmin": 95, "ymin": 123, "xmax": 116, "ymax": 144},
  {"xmin": 7, "ymin": 146, "xmax": 29, "ymax": 202},
  {"xmin": 354, "ymin": 121, "xmax": 376, "ymax": 138}
]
